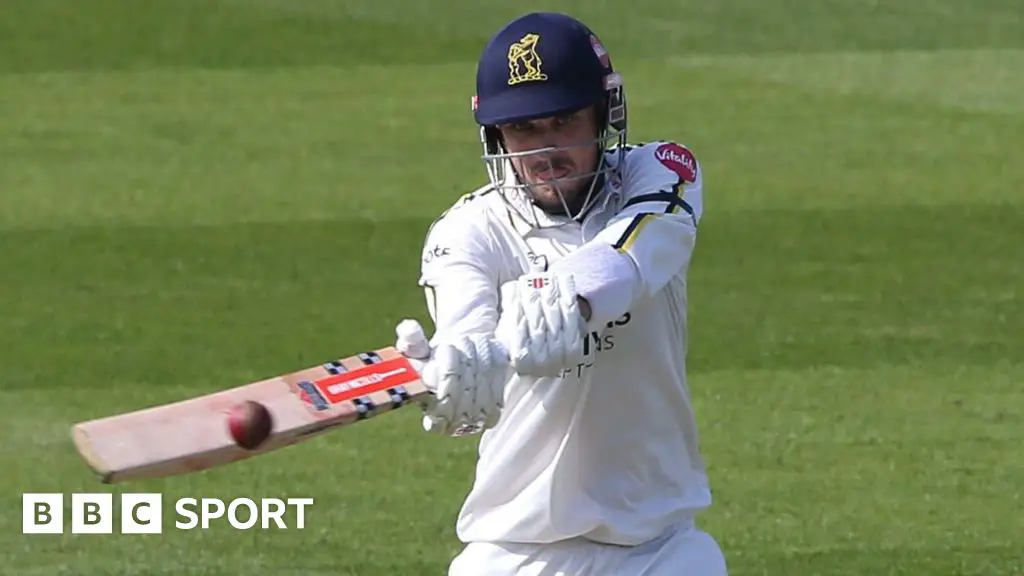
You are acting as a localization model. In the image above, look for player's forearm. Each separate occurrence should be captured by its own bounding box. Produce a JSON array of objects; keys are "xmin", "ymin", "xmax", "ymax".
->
[
  {"xmin": 420, "ymin": 257, "xmax": 502, "ymax": 344},
  {"xmin": 548, "ymin": 242, "xmax": 642, "ymax": 329}
]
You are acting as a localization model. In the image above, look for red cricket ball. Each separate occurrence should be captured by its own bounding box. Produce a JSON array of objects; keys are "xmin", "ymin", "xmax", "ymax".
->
[{"xmin": 226, "ymin": 400, "xmax": 273, "ymax": 450}]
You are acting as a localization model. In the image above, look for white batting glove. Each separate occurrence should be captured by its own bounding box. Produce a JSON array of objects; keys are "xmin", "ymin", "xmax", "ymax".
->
[
  {"xmin": 495, "ymin": 272, "xmax": 588, "ymax": 378},
  {"xmin": 394, "ymin": 319, "xmax": 510, "ymax": 436}
]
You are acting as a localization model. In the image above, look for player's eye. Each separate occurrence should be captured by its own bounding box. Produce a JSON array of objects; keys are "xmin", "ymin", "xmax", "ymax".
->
[{"xmin": 555, "ymin": 114, "xmax": 575, "ymax": 126}]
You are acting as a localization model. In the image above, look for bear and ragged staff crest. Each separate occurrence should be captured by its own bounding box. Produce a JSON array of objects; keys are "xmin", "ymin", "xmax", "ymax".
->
[{"xmin": 507, "ymin": 33, "xmax": 548, "ymax": 85}]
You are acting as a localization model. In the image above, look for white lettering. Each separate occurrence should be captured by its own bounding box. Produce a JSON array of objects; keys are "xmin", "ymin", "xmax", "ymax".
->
[
  {"xmin": 175, "ymin": 497, "xmax": 198, "ymax": 529},
  {"xmin": 327, "ymin": 368, "xmax": 407, "ymax": 395},
  {"xmin": 22, "ymin": 493, "xmax": 313, "ymax": 534},
  {"xmin": 174, "ymin": 497, "xmax": 314, "ymax": 530},
  {"xmin": 262, "ymin": 498, "xmax": 286, "ymax": 529},
  {"xmin": 201, "ymin": 498, "xmax": 225, "ymax": 528},
  {"xmin": 656, "ymin": 148, "xmax": 695, "ymax": 171},
  {"xmin": 288, "ymin": 498, "xmax": 314, "ymax": 529},
  {"xmin": 227, "ymin": 498, "xmax": 258, "ymax": 530}
]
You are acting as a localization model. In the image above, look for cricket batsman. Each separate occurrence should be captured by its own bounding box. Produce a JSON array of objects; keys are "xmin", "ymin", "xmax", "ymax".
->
[{"xmin": 394, "ymin": 11, "xmax": 728, "ymax": 575}]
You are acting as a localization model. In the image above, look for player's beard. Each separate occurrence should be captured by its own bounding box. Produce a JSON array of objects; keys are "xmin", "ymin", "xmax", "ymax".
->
[
  {"xmin": 528, "ymin": 177, "xmax": 588, "ymax": 215},
  {"xmin": 519, "ymin": 150, "xmax": 601, "ymax": 216}
]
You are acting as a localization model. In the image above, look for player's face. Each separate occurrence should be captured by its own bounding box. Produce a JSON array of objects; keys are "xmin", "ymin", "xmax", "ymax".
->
[{"xmin": 498, "ymin": 106, "xmax": 600, "ymax": 211}]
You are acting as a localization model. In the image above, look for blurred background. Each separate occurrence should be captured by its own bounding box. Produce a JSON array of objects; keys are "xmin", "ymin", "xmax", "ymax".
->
[{"xmin": 0, "ymin": 1, "xmax": 1021, "ymax": 574}]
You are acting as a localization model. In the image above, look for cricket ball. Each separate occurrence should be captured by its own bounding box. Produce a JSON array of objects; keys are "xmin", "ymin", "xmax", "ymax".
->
[{"xmin": 227, "ymin": 400, "xmax": 273, "ymax": 450}]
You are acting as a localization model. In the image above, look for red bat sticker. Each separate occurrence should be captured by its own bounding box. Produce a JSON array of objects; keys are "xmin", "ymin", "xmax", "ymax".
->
[{"xmin": 312, "ymin": 357, "xmax": 419, "ymax": 404}]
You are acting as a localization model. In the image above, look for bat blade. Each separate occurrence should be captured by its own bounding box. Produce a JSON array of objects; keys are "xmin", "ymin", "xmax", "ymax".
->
[{"xmin": 71, "ymin": 346, "xmax": 428, "ymax": 484}]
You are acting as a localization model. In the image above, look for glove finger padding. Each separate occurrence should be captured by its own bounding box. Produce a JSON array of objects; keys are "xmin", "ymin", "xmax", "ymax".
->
[
  {"xmin": 422, "ymin": 342, "xmax": 461, "ymax": 417},
  {"xmin": 541, "ymin": 276, "xmax": 569, "ymax": 367},
  {"xmin": 460, "ymin": 335, "xmax": 495, "ymax": 428},
  {"xmin": 528, "ymin": 280, "xmax": 550, "ymax": 347},
  {"xmin": 470, "ymin": 335, "xmax": 501, "ymax": 410},
  {"xmin": 418, "ymin": 334, "xmax": 511, "ymax": 436},
  {"xmin": 498, "ymin": 281, "xmax": 531, "ymax": 370},
  {"xmin": 554, "ymin": 274, "xmax": 587, "ymax": 367},
  {"xmin": 421, "ymin": 340, "xmax": 472, "ymax": 436},
  {"xmin": 434, "ymin": 342, "xmax": 464, "ymax": 379},
  {"xmin": 519, "ymin": 275, "xmax": 557, "ymax": 376},
  {"xmin": 502, "ymin": 273, "xmax": 588, "ymax": 377},
  {"xmin": 472, "ymin": 335, "xmax": 509, "ymax": 427}
]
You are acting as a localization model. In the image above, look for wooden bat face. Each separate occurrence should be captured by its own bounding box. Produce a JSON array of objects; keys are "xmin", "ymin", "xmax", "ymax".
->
[{"xmin": 71, "ymin": 347, "xmax": 428, "ymax": 484}]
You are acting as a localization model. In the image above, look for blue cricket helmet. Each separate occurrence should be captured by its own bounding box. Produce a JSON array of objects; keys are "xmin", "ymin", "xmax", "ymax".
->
[
  {"xmin": 471, "ymin": 12, "xmax": 628, "ymax": 225},
  {"xmin": 474, "ymin": 12, "xmax": 615, "ymax": 125}
]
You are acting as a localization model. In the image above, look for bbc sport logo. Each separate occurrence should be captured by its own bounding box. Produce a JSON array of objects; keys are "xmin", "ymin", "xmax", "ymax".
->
[{"xmin": 22, "ymin": 493, "xmax": 313, "ymax": 534}]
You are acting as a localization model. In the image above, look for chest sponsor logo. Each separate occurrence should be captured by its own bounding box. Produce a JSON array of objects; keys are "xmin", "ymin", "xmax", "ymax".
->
[{"xmin": 561, "ymin": 313, "xmax": 631, "ymax": 379}]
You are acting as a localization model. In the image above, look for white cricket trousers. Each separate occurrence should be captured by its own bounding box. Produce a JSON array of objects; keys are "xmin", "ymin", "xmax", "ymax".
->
[{"xmin": 448, "ymin": 523, "xmax": 727, "ymax": 576}]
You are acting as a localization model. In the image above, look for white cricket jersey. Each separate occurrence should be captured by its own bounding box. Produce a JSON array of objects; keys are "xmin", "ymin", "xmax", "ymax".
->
[{"xmin": 417, "ymin": 141, "xmax": 710, "ymax": 547}]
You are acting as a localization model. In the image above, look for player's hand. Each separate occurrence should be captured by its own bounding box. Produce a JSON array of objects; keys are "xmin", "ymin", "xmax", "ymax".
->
[
  {"xmin": 394, "ymin": 319, "xmax": 510, "ymax": 436},
  {"xmin": 495, "ymin": 271, "xmax": 588, "ymax": 378}
]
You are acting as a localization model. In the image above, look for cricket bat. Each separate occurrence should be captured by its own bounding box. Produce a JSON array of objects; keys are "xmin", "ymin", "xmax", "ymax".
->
[{"xmin": 71, "ymin": 346, "xmax": 429, "ymax": 484}]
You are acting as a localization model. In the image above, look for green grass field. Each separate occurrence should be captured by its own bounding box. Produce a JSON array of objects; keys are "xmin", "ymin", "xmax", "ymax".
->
[{"xmin": 2, "ymin": 1, "xmax": 1022, "ymax": 574}]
